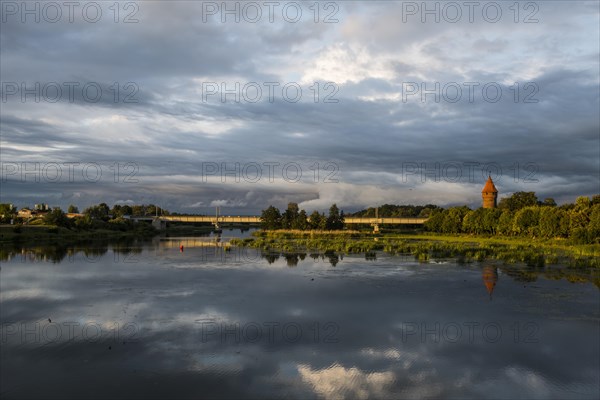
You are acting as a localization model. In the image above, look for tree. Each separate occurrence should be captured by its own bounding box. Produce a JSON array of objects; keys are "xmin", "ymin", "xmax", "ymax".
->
[
  {"xmin": 568, "ymin": 197, "xmax": 591, "ymax": 241},
  {"xmin": 541, "ymin": 198, "xmax": 557, "ymax": 207},
  {"xmin": 512, "ymin": 206, "xmax": 540, "ymax": 236},
  {"xmin": 260, "ymin": 205, "xmax": 281, "ymax": 230},
  {"xmin": 111, "ymin": 204, "xmax": 123, "ymax": 218},
  {"xmin": 498, "ymin": 192, "xmax": 538, "ymax": 211},
  {"xmin": 587, "ymin": 204, "xmax": 600, "ymax": 243},
  {"xmin": 98, "ymin": 203, "xmax": 110, "ymax": 218},
  {"xmin": 462, "ymin": 210, "xmax": 482, "ymax": 234},
  {"xmin": 73, "ymin": 214, "xmax": 93, "ymax": 230},
  {"xmin": 440, "ymin": 206, "xmax": 470, "ymax": 233},
  {"xmin": 424, "ymin": 209, "xmax": 445, "ymax": 232},
  {"xmin": 497, "ymin": 210, "xmax": 514, "ymax": 235},
  {"xmin": 281, "ymin": 202, "xmax": 299, "ymax": 229},
  {"xmin": 418, "ymin": 206, "xmax": 438, "ymax": 218},
  {"xmin": 146, "ymin": 204, "xmax": 159, "ymax": 216},
  {"xmin": 67, "ymin": 204, "xmax": 79, "ymax": 213},
  {"xmin": 131, "ymin": 205, "xmax": 145, "ymax": 217},
  {"xmin": 482, "ymin": 208, "xmax": 502, "ymax": 234},
  {"xmin": 110, "ymin": 204, "xmax": 138, "ymax": 218},
  {"xmin": 574, "ymin": 196, "xmax": 591, "ymax": 211},
  {"xmin": 44, "ymin": 207, "xmax": 70, "ymax": 228},
  {"xmin": 326, "ymin": 204, "xmax": 344, "ymax": 230},
  {"xmin": 0, "ymin": 203, "xmax": 16, "ymax": 222},
  {"xmin": 309, "ymin": 210, "xmax": 326, "ymax": 230},
  {"xmin": 83, "ymin": 203, "xmax": 110, "ymax": 221},
  {"xmin": 349, "ymin": 204, "xmax": 440, "ymax": 218},
  {"xmin": 120, "ymin": 205, "xmax": 133, "ymax": 216},
  {"xmin": 463, "ymin": 208, "xmax": 500, "ymax": 234},
  {"xmin": 538, "ymin": 207, "xmax": 568, "ymax": 238},
  {"xmin": 293, "ymin": 210, "xmax": 309, "ymax": 230}
]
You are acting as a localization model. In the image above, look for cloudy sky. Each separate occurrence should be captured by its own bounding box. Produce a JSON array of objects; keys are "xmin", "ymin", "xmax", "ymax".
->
[{"xmin": 1, "ymin": 0, "xmax": 598, "ymax": 214}]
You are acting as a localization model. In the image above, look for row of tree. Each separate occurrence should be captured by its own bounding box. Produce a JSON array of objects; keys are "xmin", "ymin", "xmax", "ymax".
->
[
  {"xmin": 78, "ymin": 203, "xmax": 170, "ymax": 219},
  {"xmin": 349, "ymin": 204, "xmax": 440, "ymax": 218},
  {"xmin": 261, "ymin": 203, "xmax": 345, "ymax": 230},
  {"xmin": 3, "ymin": 192, "xmax": 598, "ymax": 243},
  {"xmin": 425, "ymin": 193, "xmax": 600, "ymax": 244},
  {"xmin": 347, "ymin": 193, "xmax": 556, "ymax": 218},
  {"xmin": 0, "ymin": 202, "xmax": 171, "ymax": 231},
  {"xmin": 259, "ymin": 193, "xmax": 599, "ymax": 244}
]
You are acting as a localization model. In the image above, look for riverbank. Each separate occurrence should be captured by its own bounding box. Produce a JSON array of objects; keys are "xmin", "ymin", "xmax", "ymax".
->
[{"xmin": 230, "ymin": 230, "xmax": 600, "ymax": 268}]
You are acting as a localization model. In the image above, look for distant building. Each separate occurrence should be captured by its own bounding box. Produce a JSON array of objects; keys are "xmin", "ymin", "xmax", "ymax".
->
[
  {"xmin": 18, "ymin": 208, "xmax": 34, "ymax": 219},
  {"xmin": 18, "ymin": 207, "xmax": 48, "ymax": 219},
  {"xmin": 34, "ymin": 203, "xmax": 50, "ymax": 211},
  {"xmin": 481, "ymin": 176, "xmax": 498, "ymax": 208}
]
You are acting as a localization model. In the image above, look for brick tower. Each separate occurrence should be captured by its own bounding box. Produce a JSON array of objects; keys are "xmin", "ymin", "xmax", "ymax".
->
[{"xmin": 481, "ymin": 176, "xmax": 498, "ymax": 208}]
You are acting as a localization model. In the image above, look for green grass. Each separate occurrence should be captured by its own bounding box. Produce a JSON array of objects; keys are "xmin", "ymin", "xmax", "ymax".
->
[{"xmin": 229, "ymin": 230, "xmax": 600, "ymax": 269}]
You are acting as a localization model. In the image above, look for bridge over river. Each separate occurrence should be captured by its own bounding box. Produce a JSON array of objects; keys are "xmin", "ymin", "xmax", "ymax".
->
[{"xmin": 133, "ymin": 215, "xmax": 427, "ymax": 233}]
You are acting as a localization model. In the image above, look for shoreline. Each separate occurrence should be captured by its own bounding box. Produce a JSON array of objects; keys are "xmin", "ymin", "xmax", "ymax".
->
[
  {"xmin": 3, "ymin": 225, "xmax": 598, "ymax": 269},
  {"xmin": 0, "ymin": 223, "xmax": 259, "ymax": 246},
  {"xmin": 230, "ymin": 230, "xmax": 600, "ymax": 269}
]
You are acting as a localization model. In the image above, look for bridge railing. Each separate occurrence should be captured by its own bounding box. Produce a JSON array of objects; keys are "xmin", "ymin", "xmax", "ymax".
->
[
  {"xmin": 343, "ymin": 217, "xmax": 428, "ymax": 224},
  {"xmin": 146, "ymin": 216, "xmax": 427, "ymax": 225}
]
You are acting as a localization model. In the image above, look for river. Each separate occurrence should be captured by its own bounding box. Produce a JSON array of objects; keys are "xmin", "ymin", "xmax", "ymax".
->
[{"xmin": 1, "ymin": 230, "xmax": 598, "ymax": 399}]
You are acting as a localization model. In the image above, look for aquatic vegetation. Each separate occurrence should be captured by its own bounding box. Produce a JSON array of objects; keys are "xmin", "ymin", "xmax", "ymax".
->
[{"xmin": 230, "ymin": 230, "xmax": 600, "ymax": 269}]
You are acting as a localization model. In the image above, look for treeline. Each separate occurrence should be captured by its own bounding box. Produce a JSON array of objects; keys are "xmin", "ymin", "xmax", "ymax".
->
[
  {"xmin": 69, "ymin": 203, "xmax": 170, "ymax": 230},
  {"xmin": 80, "ymin": 203, "xmax": 170, "ymax": 219},
  {"xmin": 4, "ymin": 203, "xmax": 170, "ymax": 232},
  {"xmin": 349, "ymin": 204, "xmax": 440, "ymax": 218},
  {"xmin": 425, "ymin": 193, "xmax": 600, "ymax": 244},
  {"xmin": 261, "ymin": 203, "xmax": 344, "ymax": 230}
]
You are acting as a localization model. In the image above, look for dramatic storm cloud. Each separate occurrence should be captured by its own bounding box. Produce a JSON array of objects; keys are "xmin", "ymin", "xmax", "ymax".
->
[{"xmin": 1, "ymin": 1, "xmax": 598, "ymax": 214}]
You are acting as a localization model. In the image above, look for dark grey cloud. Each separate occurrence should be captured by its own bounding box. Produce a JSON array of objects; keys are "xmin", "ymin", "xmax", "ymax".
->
[{"xmin": 1, "ymin": 1, "xmax": 598, "ymax": 213}]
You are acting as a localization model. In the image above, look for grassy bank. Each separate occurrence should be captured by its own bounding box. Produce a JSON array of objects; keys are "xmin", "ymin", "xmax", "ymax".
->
[{"xmin": 230, "ymin": 230, "xmax": 600, "ymax": 268}]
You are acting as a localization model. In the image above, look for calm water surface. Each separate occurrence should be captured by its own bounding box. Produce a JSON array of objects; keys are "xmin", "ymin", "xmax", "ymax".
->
[{"xmin": 1, "ymin": 231, "xmax": 598, "ymax": 399}]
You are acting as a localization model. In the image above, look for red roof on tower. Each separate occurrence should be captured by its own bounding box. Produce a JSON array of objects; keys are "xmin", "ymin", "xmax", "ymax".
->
[{"xmin": 482, "ymin": 176, "xmax": 498, "ymax": 193}]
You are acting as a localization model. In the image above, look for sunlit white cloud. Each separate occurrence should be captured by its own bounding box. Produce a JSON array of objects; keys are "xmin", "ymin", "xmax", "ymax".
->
[{"xmin": 297, "ymin": 363, "xmax": 396, "ymax": 400}]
